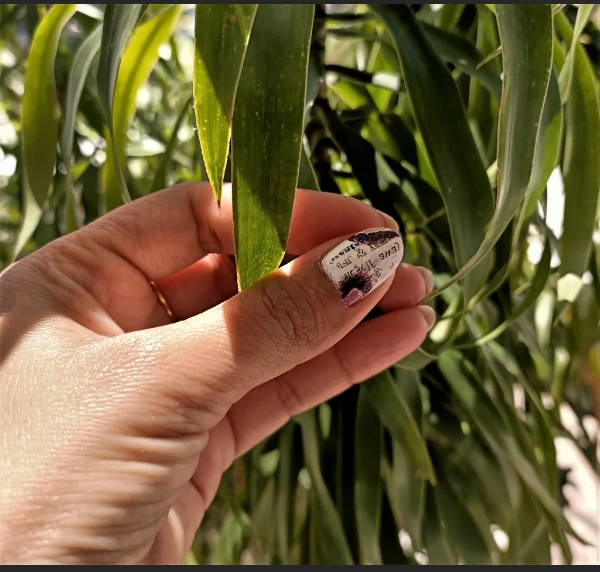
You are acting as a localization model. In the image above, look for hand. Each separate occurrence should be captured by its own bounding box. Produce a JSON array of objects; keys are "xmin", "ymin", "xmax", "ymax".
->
[{"xmin": 0, "ymin": 183, "xmax": 435, "ymax": 564}]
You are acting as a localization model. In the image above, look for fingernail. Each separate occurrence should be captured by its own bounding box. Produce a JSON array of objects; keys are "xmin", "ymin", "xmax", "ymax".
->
[
  {"xmin": 376, "ymin": 209, "xmax": 399, "ymax": 232},
  {"xmin": 417, "ymin": 305, "xmax": 436, "ymax": 331},
  {"xmin": 321, "ymin": 228, "xmax": 404, "ymax": 308},
  {"xmin": 416, "ymin": 266, "xmax": 435, "ymax": 294}
]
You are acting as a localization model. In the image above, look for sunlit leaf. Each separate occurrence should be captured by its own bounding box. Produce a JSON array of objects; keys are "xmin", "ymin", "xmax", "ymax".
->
[
  {"xmin": 97, "ymin": 5, "xmax": 147, "ymax": 205},
  {"xmin": 101, "ymin": 5, "xmax": 181, "ymax": 211},
  {"xmin": 13, "ymin": 3, "xmax": 77, "ymax": 259},
  {"xmin": 232, "ymin": 4, "xmax": 313, "ymax": 290},
  {"xmin": 193, "ymin": 5, "xmax": 257, "ymax": 202}
]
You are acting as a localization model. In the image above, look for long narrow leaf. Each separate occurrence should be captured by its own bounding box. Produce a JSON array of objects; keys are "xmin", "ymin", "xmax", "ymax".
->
[
  {"xmin": 150, "ymin": 97, "xmax": 192, "ymax": 193},
  {"xmin": 22, "ymin": 3, "xmax": 76, "ymax": 207},
  {"xmin": 193, "ymin": 5, "xmax": 257, "ymax": 202},
  {"xmin": 297, "ymin": 410, "xmax": 354, "ymax": 564},
  {"xmin": 354, "ymin": 386, "xmax": 383, "ymax": 564},
  {"xmin": 101, "ymin": 5, "xmax": 182, "ymax": 211},
  {"xmin": 232, "ymin": 4, "xmax": 313, "ymax": 290},
  {"xmin": 363, "ymin": 370, "xmax": 436, "ymax": 484},
  {"xmin": 476, "ymin": 236, "xmax": 552, "ymax": 346},
  {"xmin": 372, "ymin": 4, "xmax": 494, "ymax": 302},
  {"xmin": 13, "ymin": 4, "xmax": 77, "ymax": 259},
  {"xmin": 556, "ymin": 13, "xmax": 600, "ymax": 278},
  {"xmin": 61, "ymin": 25, "xmax": 102, "ymax": 166},
  {"xmin": 423, "ymin": 5, "xmax": 554, "ymax": 302},
  {"xmin": 557, "ymin": 4, "xmax": 593, "ymax": 103},
  {"xmin": 437, "ymin": 350, "xmax": 581, "ymax": 541},
  {"xmin": 518, "ymin": 67, "xmax": 562, "ymax": 224},
  {"xmin": 422, "ymin": 23, "xmax": 502, "ymax": 100},
  {"xmin": 97, "ymin": 5, "xmax": 147, "ymax": 204}
]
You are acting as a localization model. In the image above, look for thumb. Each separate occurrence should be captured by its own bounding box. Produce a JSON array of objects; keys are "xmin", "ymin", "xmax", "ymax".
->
[{"xmin": 134, "ymin": 228, "xmax": 404, "ymax": 405}]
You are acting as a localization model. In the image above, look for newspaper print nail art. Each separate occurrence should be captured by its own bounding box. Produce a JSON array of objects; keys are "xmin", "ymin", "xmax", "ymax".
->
[{"xmin": 321, "ymin": 228, "xmax": 404, "ymax": 307}]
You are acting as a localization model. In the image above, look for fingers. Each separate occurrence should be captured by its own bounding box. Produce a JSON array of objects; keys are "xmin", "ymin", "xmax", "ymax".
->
[
  {"xmin": 225, "ymin": 305, "xmax": 430, "ymax": 458},
  {"xmin": 184, "ymin": 304, "xmax": 431, "ymax": 529},
  {"xmin": 156, "ymin": 253, "xmax": 432, "ymax": 323},
  {"xmin": 152, "ymin": 254, "xmax": 237, "ymax": 322},
  {"xmin": 72, "ymin": 182, "xmax": 397, "ymax": 282},
  {"xmin": 131, "ymin": 228, "xmax": 404, "ymax": 413}
]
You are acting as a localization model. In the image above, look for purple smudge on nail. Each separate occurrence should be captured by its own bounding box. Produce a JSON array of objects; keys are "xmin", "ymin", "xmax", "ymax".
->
[
  {"xmin": 348, "ymin": 230, "xmax": 399, "ymax": 248},
  {"xmin": 339, "ymin": 270, "xmax": 373, "ymax": 301}
]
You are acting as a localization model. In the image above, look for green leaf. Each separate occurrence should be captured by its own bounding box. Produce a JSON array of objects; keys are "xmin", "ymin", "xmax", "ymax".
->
[
  {"xmin": 193, "ymin": 5, "xmax": 257, "ymax": 202},
  {"xmin": 423, "ymin": 5, "xmax": 554, "ymax": 302},
  {"xmin": 362, "ymin": 370, "xmax": 436, "ymax": 484},
  {"xmin": 150, "ymin": 97, "xmax": 192, "ymax": 193},
  {"xmin": 354, "ymin": 386, "xmax": 383, "ymax": 564},
  {"xmin": 388, "ymin": 369, "xmax": 426, "ymax": 550},
  {"xmin": 297, "ymin": 140, "xmax": 320, "ymax": 191},
  {"xmin": 518, "ymin": 66, "xmax": 562, "ymax": 224},
  {"xmin": 232, "ymin": 4, "xmax": 313, "ymax": 290},
  {"xmin": 276, "ymin": 424, "xmax": 296, "ymax": 563},
  {"xmin": 21, "ymin": 4, "xmax": 76, "ymax": 206},
  {"xmin": 61, "ymin": 25, "xmax": 102, "ymax": 167},
  {"xmin": 435, "ymin": 4, "xmax": 464, "ymax": 31},
  {"xmin": 297, "ymin": 410, "xmax": 354, "ymax": 564},
  {"xmin": 60, "ymin": 25, "xmax": 102, "ymax": 234},
  {"xmin": 97, "ymin": 5, "xmax": 147, "ymax": 205},
  {"xmin": 557, "ymin": 4, "xmax": 593, "ymax": 103},
  {"xmin": 371, "ymin": 4, "xmax": 494, "ymax": 302},
  {"xmin": 557, "ymin": 15, "xmax": 600, "ymax": 278},
  {"xmin": 251, "ymin": 477, "xmax": 277, "ymax": 555},
  {"xmin": 12, "ymin": 185, "xmax": 43, "ymax": 261},
  {"xmin": 421, "ymin": 23, "xmax": 502, "ymax": 100},
  {"xmin": 433, "ymin": 458, "xmax": 493, "ymax": 564},
  {"xmin": 101, "ymin": 5, "xmax": 182, "ymax": 212},
  {"xmin": 476, "ymin": 236, "xmax": 552, "ymax": 346},
  {"xmin": 437, "ymin": 350, "xmax": 578, "ymax": 540},
  {"xmin": 422, "ymin": 485, "xmax": 456, "ymax": 564}
]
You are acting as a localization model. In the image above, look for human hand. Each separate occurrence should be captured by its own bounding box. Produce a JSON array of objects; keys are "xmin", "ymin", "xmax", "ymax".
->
[{"xmin": 0, "ymin": 183, "xmax": 435, "ymax": 564}]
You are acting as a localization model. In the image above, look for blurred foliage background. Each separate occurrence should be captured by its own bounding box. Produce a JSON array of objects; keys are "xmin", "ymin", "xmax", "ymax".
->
[{"xmin": 1, "ymin": 3, "xmax": 599, "ymax": 565}]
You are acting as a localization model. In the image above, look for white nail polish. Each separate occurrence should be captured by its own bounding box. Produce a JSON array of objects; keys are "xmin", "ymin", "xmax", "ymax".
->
[{"xmin": 320, "ymin": 228, "xmax": 404, "ymax": 307}]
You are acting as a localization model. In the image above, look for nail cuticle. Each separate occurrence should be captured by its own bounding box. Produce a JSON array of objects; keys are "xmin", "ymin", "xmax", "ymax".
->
[{"xmin": 321, "ymin": 228, "xmax": 404, "ymax": 308}]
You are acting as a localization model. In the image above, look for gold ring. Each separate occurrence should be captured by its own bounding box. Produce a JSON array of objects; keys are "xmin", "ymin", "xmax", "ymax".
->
[{"xmin": 149, "ymin": 281, "xmax": 176, "ymax": 322}]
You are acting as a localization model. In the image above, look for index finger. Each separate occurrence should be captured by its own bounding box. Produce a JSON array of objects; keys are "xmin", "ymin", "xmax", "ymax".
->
[{"xmin": 72, "ymin": 182, "xmax": 398, "ymax": 281}]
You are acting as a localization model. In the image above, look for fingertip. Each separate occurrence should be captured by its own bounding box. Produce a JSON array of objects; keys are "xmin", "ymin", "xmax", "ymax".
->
[
  {"xmin": 415, "ymin": 266, "xmax": 435, "ymax": 295},
  {"xmin": 376, "ymin": 209, "xmax": 400, "ymax": 233},
  {"xmin": 416, "ymin": 305, "xmax": 436, "ymax": 331}
]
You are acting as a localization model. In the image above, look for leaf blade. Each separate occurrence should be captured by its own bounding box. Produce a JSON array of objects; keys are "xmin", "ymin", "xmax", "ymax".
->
[
  {"xmin": 193, "ymin": 5, "xmax": 257, "ymax": 202},
  {"xmin": 363, "ymin": 370, "xmax": 436, "ymax": 484},
  {"xmin": 101, "ymin": 5, "xmax": 182, "ymax": 211},
  {"xmin": 422, "ymin": 4, "xmax": 554, "ymax": 302},
  {"xmin": 354, "ymin": 386, "xmax": 383, "ymax": 564},
  {"xmin": 96, "ymin": 5, "xmax": 147, "ymax": 205},
  {"xmin": 232, "ymin": 4, "xmax": 313, "ymax": 290},
  {"xmin": 371, "ymin": 4, "xmax": 495, "ymax": 302},
  {"xmin": 21, "ymin": 3, "xmax": 77, "ymax": 208},
  {"xmin": 557, "ymin": 13, "xmax": 600, "ymax": 278}
]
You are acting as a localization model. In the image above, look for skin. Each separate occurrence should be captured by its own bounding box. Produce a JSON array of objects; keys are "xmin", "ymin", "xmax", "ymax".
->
[{"xmin": 0, "ymin": 183, "xmax": 435, "ymax": 564}]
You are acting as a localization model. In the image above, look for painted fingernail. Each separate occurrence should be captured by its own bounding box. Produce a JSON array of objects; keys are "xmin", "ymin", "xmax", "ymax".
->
[
  {"xmin": 417, "ymin": 305, "xmax": 436, "ymax": 331},
  {"xmin": 416, "ymin": 266, "xmax": 435, "ymax": 294},
  {"xmin": 321, "ymin": 228, "xmax": 404, "ymax": 308}
]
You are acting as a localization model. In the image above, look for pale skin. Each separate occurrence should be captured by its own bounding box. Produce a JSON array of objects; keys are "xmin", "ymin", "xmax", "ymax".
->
[{"xmin": 0, "ymin": 183, "xmax": 435, "ymax": 564}]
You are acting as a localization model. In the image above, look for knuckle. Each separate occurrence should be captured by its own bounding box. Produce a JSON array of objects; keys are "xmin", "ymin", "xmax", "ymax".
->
[{"xmin": 255, "ymin": 276, "xmax": 328, "ymax": 351}]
